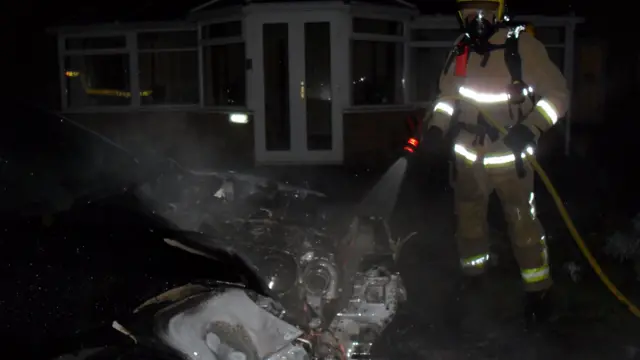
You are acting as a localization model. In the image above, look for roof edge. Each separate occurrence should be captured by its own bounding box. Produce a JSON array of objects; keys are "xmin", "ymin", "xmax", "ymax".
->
[{"xmin": 47, "ymin": 21, "xmax": 197, "ymax": 35}]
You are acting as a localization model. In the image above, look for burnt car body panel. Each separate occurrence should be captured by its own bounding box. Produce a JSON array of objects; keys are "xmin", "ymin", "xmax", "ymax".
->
[
  {"xmin": 0, "ymin": 101, "xmax": 407, "ymax": 360},
  {"xmin": 0, "ymin": 103, "xmax": 268, "ymax": 357}
]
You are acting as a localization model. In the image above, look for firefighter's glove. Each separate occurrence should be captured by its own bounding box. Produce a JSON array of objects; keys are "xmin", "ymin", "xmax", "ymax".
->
[
  {"xmin": 502, "ymin": 123, "xmax": 536, "ymax": 155},
  {"xmin": 420, "ymin": 126, "xmax": 444, "ymax": 155}
]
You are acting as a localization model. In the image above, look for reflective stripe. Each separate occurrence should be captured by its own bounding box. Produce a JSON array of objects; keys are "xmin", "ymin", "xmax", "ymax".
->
[
  {"xmin": 461, "ymin": 253, "xmax": 490, "ymax": 268},
  {"xmin": 434, "ymin": 101, "xmax": 454, "ymax": 116},
  {"xmin": 521, "ymin": 235, "xmax": 550, "ymax": 283},
  {"xmin": 529, "ymin": 192, "xmax": 536, "ymax": 220},
  {"xmin": 536, "ymin": 99, "xmax": 559, "ymax": 125},
  {"xmin": 521, "ymin": 264, "xmax": 550, "ymax": 283},
  {"xmin": 458, "ymin": 85, "xmax": 535, "ymax": 104},
  {"xmin": 540, "ymin": 235, "xmax": 549, "ymax": 265},
  {"xmin": 453, "ymin": 144, "xmax": 477, "ymax": 163},
  {"xmin": 459, "ymin": 86, "xmax": 509, "ymax": 103},
  {"xmin": 453, "ymin": 143, "xmax": 534, "ymax": 167}
]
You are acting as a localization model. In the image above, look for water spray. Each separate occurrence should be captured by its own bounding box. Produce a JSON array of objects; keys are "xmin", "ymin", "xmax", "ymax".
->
[{"xmin": 357, "ymin": 114, "xmax": 427, "ymax": 219}]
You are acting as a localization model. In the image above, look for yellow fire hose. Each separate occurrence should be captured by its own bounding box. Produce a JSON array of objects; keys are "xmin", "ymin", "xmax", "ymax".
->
[{"xmin": 440, "ymin": 95, "xmax": 640, "ymax": 318}]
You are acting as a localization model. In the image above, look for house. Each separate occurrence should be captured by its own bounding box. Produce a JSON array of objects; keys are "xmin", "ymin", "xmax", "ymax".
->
[{"xmin": 49, "ymin": 0, "xmax": 582, "ymax": 168}]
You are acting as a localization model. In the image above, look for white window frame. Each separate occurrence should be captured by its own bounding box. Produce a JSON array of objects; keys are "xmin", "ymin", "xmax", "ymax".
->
[{"xmin": 55, "ymin": 20, "xmax": 249, "ymax": 114}]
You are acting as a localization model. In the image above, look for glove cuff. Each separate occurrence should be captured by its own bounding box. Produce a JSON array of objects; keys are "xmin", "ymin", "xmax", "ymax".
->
[{"xmin": 429, "ymin": 112, "xmax": 451, "ymax": 133}]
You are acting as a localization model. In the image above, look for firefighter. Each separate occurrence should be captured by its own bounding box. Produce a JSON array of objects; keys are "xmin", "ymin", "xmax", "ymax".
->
[{"xmin": 421, "ymin": 0, "xmax": 569, "ymax": 323}]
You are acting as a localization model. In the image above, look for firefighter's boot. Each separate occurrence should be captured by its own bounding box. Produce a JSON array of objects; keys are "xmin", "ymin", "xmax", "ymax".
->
[
  {"xmin": 524, "ymin": 289, "xmax": 555, "ymax": 328},
  {"xmin": 457, "ymin": 274, "xmax": 495, "ymax": 337}
]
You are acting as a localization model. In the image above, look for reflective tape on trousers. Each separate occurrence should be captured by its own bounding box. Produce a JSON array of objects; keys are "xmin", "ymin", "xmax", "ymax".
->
[{"xmin": 454, "ymin": 143, "xmax": 535, "ymax": 167}]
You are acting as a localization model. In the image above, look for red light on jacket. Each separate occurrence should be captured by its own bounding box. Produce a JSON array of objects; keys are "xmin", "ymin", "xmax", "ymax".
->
[
  {"xmin": 455, "ymin": 45, "xmax": 469, "ymax": 77},
  {"xmin": 404, "ymin": 137, "xmax": 419, "ymax": 154}
]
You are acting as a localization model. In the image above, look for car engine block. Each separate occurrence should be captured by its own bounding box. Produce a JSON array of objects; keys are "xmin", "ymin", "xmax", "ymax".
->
[{"xmin": 328, "ymin": 266, "xmax": 406, "ymax": 359}]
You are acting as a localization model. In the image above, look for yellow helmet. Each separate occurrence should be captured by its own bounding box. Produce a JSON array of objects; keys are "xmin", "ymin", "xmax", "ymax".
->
[
  {"xmin": 525, "ymin": 23, "xmax": 536, "ymax": 37},
  {"xmin": 456, "ymin": 0, "xmax": 506, "ymax": 23}
]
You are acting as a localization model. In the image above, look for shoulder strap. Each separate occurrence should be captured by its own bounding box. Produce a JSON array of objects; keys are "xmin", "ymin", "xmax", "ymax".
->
[
  {"xmin": 503, "ymin": 26, "xmax": 523, "ymax": 84},
  {"xmin": 503, "ymin": 24, "xmax": 537, "ymax": 106}
]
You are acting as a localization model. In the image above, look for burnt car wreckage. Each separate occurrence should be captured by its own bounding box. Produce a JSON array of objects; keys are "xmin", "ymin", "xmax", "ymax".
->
[{"xmin": 0, "ymin": 104, "xmax": 410, "ymax": 360}]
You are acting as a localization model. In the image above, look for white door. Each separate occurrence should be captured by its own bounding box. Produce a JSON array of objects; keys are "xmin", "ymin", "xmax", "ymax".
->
[{"xmin": 246, "ymin": 9, "xmax": 348, "ymax": 164}]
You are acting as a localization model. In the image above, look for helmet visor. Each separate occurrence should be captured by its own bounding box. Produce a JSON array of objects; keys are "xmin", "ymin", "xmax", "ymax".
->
[{"xmin": 460, "ymin": 8, "xmax": 496, "ymax": 23}]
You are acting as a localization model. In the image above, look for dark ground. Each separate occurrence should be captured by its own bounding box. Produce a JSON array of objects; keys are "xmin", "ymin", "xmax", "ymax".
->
[
  {"xmin": 3, "ymin": 109, "xmax": 640, "ymax": 358},
  {"xmin": 252, "ymin": 143, "xmax": 640, "ymax": 359}
]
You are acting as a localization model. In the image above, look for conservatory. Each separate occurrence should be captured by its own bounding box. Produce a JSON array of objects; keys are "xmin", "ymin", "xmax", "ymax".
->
[{"xmin": 51, "ymin": 0, "xmax": 582, "ymax": 165}]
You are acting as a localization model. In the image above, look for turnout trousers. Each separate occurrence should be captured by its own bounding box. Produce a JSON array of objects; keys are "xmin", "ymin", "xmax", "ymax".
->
[{"xmin": 453, "ymin": 157, "xmax": 552, "ymax": 292}]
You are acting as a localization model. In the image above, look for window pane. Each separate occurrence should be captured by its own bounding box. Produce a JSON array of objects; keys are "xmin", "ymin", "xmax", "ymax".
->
[
  {"xmin": 353, "ymin": 18, "xmax": 403, "ymax": 36},
  {"xmin": 351, "ymin": 40, "xmax": 404, "ymax": 105},
  {"xmin": 305, "ymin": 22, "xmax": 332, "ymax": 150},
  {"xmin": 411, "ymin": 47, "xmax": 451, "ymax": 102},
  {"xmin": 263, "ymin": 23, "xmax": 290, "ymax": 151},
  {"xmin": 66, "ymin": 36, "xmax": 126, "ymax": 50},
  {"xmin": 202, "ymin": 21, "xmax": 242, "ymax": 39},
  {"xmin": 535, "ymin": 27, "xmax": 565, "ymax": 45},
  {"xmin": 139, "ymin": 51, "xmax": 199, "ymax": 105},
  {"xmin": 203, "ymin": 43, "xmax": 246, "ymax": 106},
  {"xmin": 137, "ymin": 31, "xmax": 197, "ymax": 50},
  {"xmin": 411, "ymin": 29, "xmax": 459, "ymax": 42},
  {"xmin": 64, "ymin": 54, "xmax": 131, "ymax": 107}
]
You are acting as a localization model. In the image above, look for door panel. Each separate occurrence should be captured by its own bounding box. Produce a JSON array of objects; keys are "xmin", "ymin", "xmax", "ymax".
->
[{"xmin": 248, "ymin": 11, "xmax": 346, "ymax": 164}]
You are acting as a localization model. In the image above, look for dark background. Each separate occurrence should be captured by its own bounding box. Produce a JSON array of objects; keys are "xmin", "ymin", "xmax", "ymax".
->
[
  {"xmin": 2, "ymin": 1, "xmax": 640, "ymax": 357},
  {"xmin": 3, "ymin": 0, "xmax": 637, "ymax": 208}
]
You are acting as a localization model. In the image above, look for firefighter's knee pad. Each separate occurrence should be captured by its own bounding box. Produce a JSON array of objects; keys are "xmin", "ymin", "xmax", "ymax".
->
[{"xmin": 510, "ymin": 218, "xmax": 544, "ymax": 248}]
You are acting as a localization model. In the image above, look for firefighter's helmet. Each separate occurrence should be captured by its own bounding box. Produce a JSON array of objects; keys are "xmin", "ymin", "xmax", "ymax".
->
[
  {"xmin": 456, "ymin": 0, "xmax": 506, "ymax": 23},
  {"xmin": 525, "ymin": 23, "xmax": 536, "ymax": 37}
]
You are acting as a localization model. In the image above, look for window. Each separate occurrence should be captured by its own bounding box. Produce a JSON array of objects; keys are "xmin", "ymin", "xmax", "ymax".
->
[
  {"xmin": 352, "ymin": 41, "xmax": 404, "ymax": 105},
  {"xmin": 203, "ymin": 44, "xmax": 246, "ymax": 106},
  {"xmin": 64, "ymin": 54, "xmax": 131, "ymax": 107},
  {"xmin": 262, "ymin": 23, "xmax": 290, "ymax": 151},
  {"xmin": 202, "ymin": 21, "xmax": 242, "ymax": 39},
  {"xmin": 535, "ymin": 27, "xmax": 565, "ymax": 45},
  {"xmin": 139, "ymin": 52, "xmax": 199, "ymax": 105},
  {"xmin": 411, "ymin": 29, "xmax": 459, "ymax": 42},
  {"xmin": 353, "ymin": 17, "xmax": 403, "ymax": 36},
  {"xmin": 137, "ymin": 31, "xmax": 199, "ymax": 105},
  {"xmin": 201, "ymin": 21, "xmax": 246, "ymax": 107},
  {"xmin": 305, "ymin": 22, "xmax": 333, "ymax": 150},
  {"xmin": 66, "ymin": 36, "xmax": 126, "ymax": 50},
  {"xmin": 410, "ymin": 47, "xmax": 451, "ymax": 102},
  {"xmin": 546, "ymin": 47, "xmax": 564, "ymax": 72},
  {"xmin": 138, "ymin": 31, "xmax": 197, "ymax": 49},
  {"xmin": 351, "ymin": 18, "xmax": 405, "ymax": 106},
  {"xmin": 62, "ymin": 36, "xmax": 129, "ymax": 108}
]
